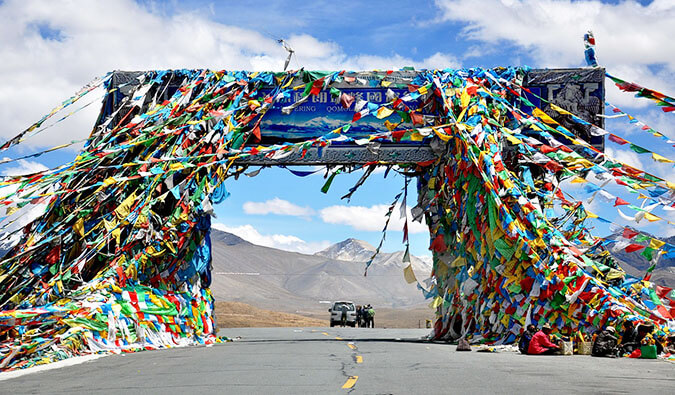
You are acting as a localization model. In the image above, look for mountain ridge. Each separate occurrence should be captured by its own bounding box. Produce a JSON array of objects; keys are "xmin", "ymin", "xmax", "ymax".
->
[{"xmin": 209, "ymin": 229, "xmax": 432, "ymax": 310}]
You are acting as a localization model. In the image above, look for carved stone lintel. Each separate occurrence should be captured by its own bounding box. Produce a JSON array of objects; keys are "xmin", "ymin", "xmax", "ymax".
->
[{"xmin": 234, "ymin": 145, "xmax": 438, "ymax": 165}]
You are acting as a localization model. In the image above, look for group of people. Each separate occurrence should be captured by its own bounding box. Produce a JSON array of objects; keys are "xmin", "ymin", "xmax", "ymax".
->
[
  {"xmin": 591, "ymin": 321, "xmax": 675, "ymax": 358},
  {"xmin": 518, "ymin": 321, "xmax": 675, "ymax": 357},
  {"xmin": 356, "ymin": 304, "xmax": 375, "ymax": 328}
]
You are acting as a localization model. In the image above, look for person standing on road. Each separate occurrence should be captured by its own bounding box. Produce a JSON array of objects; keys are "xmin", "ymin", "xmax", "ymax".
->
[
  {"xmin": 356, "ymin": 305, "xmax": 363, "ymax": 327},
  {"xmin": 367, "ymin": 305, "xmax": 375, "ymax": 328},
  {"xmin": 340, "ymin": 304, "xmax": 348, "ymax": 327}
]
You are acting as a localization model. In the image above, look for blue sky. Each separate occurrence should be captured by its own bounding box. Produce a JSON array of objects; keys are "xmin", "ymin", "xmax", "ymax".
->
[{"xmin": 0, "ymin": 0, "xmax": 673, "ymax": 258}]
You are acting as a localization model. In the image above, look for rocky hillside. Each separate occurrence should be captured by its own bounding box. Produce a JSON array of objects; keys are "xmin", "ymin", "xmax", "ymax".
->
[
  {"xmin": 209, "ymin": 230, "xmax": 432, "ymax": 310},
  {"xmin": 606, "ymin": 232, "xmax": 675, "ymax": 287}
]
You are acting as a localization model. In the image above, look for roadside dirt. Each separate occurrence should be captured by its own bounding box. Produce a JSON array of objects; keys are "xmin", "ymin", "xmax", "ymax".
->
[
  {"xmin": 215, "ymin": 301, "xmax": 435, "ymax": 329},
  {"xmin": 215, "ymin": 301, "xmax": 328, "ymax": 327}
]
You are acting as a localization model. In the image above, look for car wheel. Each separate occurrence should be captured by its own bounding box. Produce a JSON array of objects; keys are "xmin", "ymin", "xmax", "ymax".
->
[{"xmin": 330, "ymin": 321, "xmax": 335, "ymax": 327}]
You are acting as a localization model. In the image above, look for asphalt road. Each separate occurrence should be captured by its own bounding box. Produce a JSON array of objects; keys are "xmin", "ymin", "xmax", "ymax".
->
[{"xmin": 2, "ymin": 327, "xmax": 674, "ymax": 394}]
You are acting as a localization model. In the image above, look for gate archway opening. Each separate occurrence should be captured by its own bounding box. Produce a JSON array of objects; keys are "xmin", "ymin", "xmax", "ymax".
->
[{"xmin": 0, "ymin": 66, "xmax": 672, "ymax": 370}]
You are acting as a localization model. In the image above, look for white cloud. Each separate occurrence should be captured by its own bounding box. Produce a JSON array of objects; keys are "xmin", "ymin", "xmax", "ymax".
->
[
  {"xmin": 242, "ymin": 197, "xmax": 315, "ymax": 218},
  {"xmin": 0, "ymin": 160, "xmax": 51, "ymax": 245},
  {"xmin": 0, "ymin": 159, "xmax": 49, "ymax": 176},
  {"xmin": 434, "ymin": 0, "xmax": 675, "ymax": 109},
  {"xmin": 211, "ymin": 223, "xmax": 330, "ymax": 254},
  {"xmin": 604, "ymin": 146, "xmax": 645, "ymax": 172},
  {"xmin": 605, "ymin": 146, "xmax": 674, "ymax": 183},
  {"xmin": 319, "ymin": 203, "xmax": 428, "ymax": 234},
  {"xmin": 0, "ymin": 0, "xmax": 460, "ymax": 150}
]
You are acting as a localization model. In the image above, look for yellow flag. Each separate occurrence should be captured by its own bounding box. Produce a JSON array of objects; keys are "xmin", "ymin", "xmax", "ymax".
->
[
  {"xmin": 375, "ymin": 107, "xmax": 394, "ymax": 119},
  {"xmin": 429, "ymin": 296, "xmax": 443, "ymax": 309},
  {"xmin": 505, "ymin": 134, "xmax": 522, "ymax": 145},
  {"xmin": 649, "ymin": 238, "xmax": 666, "ymax": 249},
  {"xmin": 112, "ymin": 228, "xmax": 122, "ymax": 244},
  {"xmin": 115, "ymin": 191, "xmax": 137, "ymax": 220},
  {"xmin": 533, "ymin": 108, "xmax": 558, "ymax": 124},
  {"xmin": 433, "ymin": 128, "xmax": 451, "ymax": 142},
  {"xmin": 643, "ymin": 212, "xmax": 660, "ymax": 222},
  {"xmin": 383, "ymin": 120, "xmax": 397, "ymax": 131},
  {"xmin": 460, "ymin": 89, "xmax": 470, "ymax": 108},
  {"xmin": 403, "ymin": 264, "xmax": 417, "ymax": 284},
  {"xmin": 570, "ymin": 176, "xmax": 587, "ymax": 184},
  {"xmin": 550, "ymin": 103, "xmax": 572, "ymax": 116},
  {"xmin": 652, "ymin": 153, "xmax": 674, "ymax": 163},
  {"xmin": 451, "ymin": 256, "xmax": 466, "ymax": 267},
  {"xmin": 73, "ymin": 218, "xmax": 85, "ymax": 238}
]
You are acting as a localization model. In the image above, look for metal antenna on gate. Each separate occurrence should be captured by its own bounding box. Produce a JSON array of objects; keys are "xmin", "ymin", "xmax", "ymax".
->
[{"xmin": 277, "ymin": 39, "xmax": 295, "ymax": 71}]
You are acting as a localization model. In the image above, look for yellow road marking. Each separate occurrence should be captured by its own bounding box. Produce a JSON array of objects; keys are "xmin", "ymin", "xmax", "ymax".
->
[
  {"xmin": 321, "ymin": 332, "xmax": 330, "ymax": 336},
  {"xmin": 356, "ymin": 355, "xmax": 363, "ymax": 363},
  {"xmin": 334, "ymin": 336, "xmax": 343, "ymax": 340},
  {"xmin": 347, "ymin": 344, "xmax": 356, "ymax": 350},
  {"xmin": 342, "ymin": 376, "xmax": 358, "ymax": 389}
]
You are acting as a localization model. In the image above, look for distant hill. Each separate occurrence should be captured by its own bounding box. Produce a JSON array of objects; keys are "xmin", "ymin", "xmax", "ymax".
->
[
  {"xmin": 606, "ymin": 232, "xmax": 675, "ymax": 288},
  {"xmin": 209, "ymin": 229, "xmax": 432, "ymax": 310}
]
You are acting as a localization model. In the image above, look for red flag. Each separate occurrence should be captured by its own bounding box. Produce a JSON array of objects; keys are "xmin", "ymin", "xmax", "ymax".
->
[
  {"xmin": 45, "ymin": 246, "xmax": 60, "ymax": 265},
  {"xmin": 410, "ymin": 112, "xmax": 424, "ymax": 126},
  {"xmin": 625, "ymin": 244, "xmax": 645, "ymax": 253},
  {"xmin": 251, "ymin": 124, "xmax": 261, "ymax": 140},
  {"xmin": 310, "ymin": 78, "xmax": 324, "ymax": 96},
  {"xmin": 429, "ymin": 234, "xmax": 447, "ymax": 253},
  {"xmin": 544, "ymin": 160, "xmax": 563, "ymax": 172},
  {"xmin": 340, "ymin": 93, "xmax": 355, "ymax": 109},
  {"xmin": 622, "ymin": 228, "xmax": 639, "ymax": 239},
  {"xmin": 608, "ymin": 134, "xmax": 628, "ymax": 145},
  {"xmin": 656, "ymin": 285, "xmax": 673, "ymax": 299},
  {"xmin": 614, "ymin": 197, "xmax": 629, "ymax": 206},
  {"xmin": 539, "ymin": 144, "xmax": 557, "ymax": 153}
]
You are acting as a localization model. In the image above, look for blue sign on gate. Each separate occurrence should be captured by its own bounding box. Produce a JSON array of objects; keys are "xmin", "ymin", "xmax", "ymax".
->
[{"xmin": 259, "ymin": 87, "xmax": 422, "ymax": 143}]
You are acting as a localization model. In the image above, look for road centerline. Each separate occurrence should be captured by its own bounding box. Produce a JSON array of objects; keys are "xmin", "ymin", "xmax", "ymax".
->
[{"xmin": 342, "ymin": 375, "xmax": 358, "ymax": 389}]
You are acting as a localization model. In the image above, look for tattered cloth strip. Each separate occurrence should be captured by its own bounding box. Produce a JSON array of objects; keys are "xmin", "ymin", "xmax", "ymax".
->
[
  {"xmin": 603, "ymin": 102, "xmax": 675, "ymax": 149},
  {"xmin": 606, "ymin": 73, "xmax": 675, "ymax": 112}
]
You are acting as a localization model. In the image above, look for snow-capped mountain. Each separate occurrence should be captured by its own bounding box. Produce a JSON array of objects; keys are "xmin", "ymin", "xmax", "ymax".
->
[
  {"xmin": 209, "ymin": 232, "xmax": 434, "ymax": 309},
  {"xmin": 316, "ymin": 238, "xmax": 433, "ymax": 274},
  {"xmin": 315, "ymin": 238, "xmax": 376, "ymax": 261}
]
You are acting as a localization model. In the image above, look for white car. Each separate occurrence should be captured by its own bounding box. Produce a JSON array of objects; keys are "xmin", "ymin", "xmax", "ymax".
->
[{"xmin": 328, "ymin": 301, "xmax": 357, "ymax": 327}]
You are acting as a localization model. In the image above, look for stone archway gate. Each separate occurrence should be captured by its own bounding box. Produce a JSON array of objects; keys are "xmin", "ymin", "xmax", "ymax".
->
[{"xmin": 0, "ymin": 66, "xmax": 669, "ymax": 369}]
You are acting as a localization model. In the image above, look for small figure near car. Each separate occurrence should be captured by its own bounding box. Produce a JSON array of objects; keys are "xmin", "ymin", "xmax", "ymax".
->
[
  {"xmin": 365, "ymin": 304, "xmax": 375, "ymax": 328},
  {"xmin": 328, "ymin": 301, "xmax": 356, "ymax": 327}
]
